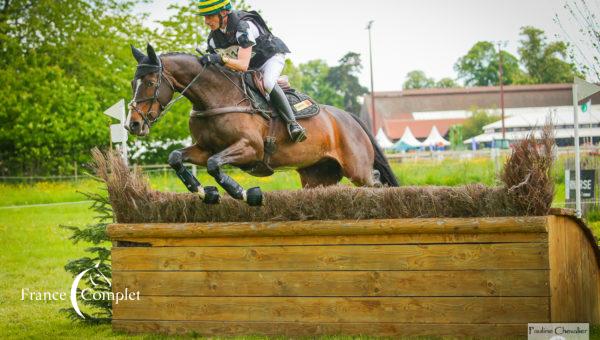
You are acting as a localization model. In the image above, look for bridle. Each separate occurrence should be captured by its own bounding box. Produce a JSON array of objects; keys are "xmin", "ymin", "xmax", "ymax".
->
[
  {"xmin": 128, "ymin": 63, "xmax": 175, "ymax": 128},
  {"xmin": 129, "ymin": 59, "xmax": 208, "ymax": 129}
]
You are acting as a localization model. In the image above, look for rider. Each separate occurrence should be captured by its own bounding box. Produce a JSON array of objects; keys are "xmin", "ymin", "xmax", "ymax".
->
[{"xmin": 198, "ymin": 0, "xmax": 307, "ymax": 143}]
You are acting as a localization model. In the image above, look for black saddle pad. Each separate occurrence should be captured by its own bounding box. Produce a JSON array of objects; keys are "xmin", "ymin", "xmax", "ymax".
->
[{"xmin": 243, "ymin": 73, "xmax": 320, "ymax": 120}]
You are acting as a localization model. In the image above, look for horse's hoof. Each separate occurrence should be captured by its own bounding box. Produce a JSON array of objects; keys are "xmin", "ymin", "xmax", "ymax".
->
[
  {"xmin": 246, "ymin": 187, "xmax": 263, "ymax": 206},
  {"xmin": 203, "ymin": 186, "xmax": 220, "ymax": 204}
]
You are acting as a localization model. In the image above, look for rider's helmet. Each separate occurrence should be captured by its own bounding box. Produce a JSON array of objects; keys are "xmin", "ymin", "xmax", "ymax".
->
[{"xmin": 198, "ymin": 0, "xmax": 232, "ymax": 16}]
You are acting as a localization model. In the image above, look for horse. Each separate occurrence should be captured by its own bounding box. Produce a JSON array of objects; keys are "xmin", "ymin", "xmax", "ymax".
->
[{"xmin": 127, "ymin": 44, "xmax": 398, "ymax": 206}]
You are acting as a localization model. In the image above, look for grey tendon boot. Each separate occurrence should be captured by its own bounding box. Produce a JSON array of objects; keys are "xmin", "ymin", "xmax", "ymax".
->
[{"xmin": 269, "ymin": 84, "xmax": 307, "ymax": 142}]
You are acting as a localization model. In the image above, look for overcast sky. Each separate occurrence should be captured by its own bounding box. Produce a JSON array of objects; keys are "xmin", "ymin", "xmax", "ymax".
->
[{"xmin": 136, "ymin": 0, "xmax": 587, "ymax": 91}]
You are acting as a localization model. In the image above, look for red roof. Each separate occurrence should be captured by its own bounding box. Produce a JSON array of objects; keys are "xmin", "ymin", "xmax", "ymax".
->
[{"xmin": 384, "ymin": 118, "xmax": 466, "ymax": 139}]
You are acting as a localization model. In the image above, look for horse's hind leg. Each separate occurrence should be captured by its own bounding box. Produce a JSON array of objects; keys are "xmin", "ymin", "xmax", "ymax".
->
[
  {"xmin": 341, "ymin": 161, "xmax": 378, "ymax": 187},
  {"xmin": 297, "ymin": 158, "xmax": 343, "ymax": 188},
  {"xmin": 206, "ymin": 139, "xmax": 263, "ymax": 206},
  {"xmin": 168, "ymin": 145, "xmax": 220, "ymax": 204}
]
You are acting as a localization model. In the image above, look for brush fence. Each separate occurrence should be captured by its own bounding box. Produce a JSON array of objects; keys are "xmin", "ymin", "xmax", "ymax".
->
[{"xmin": 107, "ymin": 214, "xmax": 600, "ymax": 337}]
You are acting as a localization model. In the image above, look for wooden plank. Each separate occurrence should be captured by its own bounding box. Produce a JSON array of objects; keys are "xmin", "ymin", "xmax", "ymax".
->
[
  {"xmin": 549, "ymin": 215, "xmax": 569, "ymax": 322},
  {"xmin": 107, "ymin": 216, "xmax": 549, "ymax": 239},
  {"xmin": 112, "ymin": 270, "xmax": 550, "ymax": 297},
  {"xmin": 112, "ymin": 243, "xmax": 549, "ymax": 271},
  {"xmin": 115, "ymin": 232, "xmax": 548, "ymax": 247},
  {"xmin": 567, "ymin": 216, "xmax": 584, "ymax": 321},
  {"xmin": 112, "ymin": 320, "xmax": 527, "ymax": 337},
  {"xmin": 550, "ymin": 216, "xmax": 600, "ymax": 323},
  {"xmin": 112, "ymin": 296, "xmax": 550, "ymax": 324},
  {"xmin": 124, "ymin": 269, "xmax": 547, "ymax": 297}
]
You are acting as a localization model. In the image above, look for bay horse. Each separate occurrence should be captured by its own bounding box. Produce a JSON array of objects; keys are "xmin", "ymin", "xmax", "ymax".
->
[{"xmin": 127, "ymin": 44, "xmax": 398, "ymax": 206}]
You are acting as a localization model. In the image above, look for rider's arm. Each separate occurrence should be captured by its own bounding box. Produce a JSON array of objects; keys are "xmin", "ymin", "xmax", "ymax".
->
[
  {"xmin": 222, "ymin": 20, "xmax": 259, "ymax": 72},
  {"xmin": 223, "ymin": 46, "xmax": 252, "ymax": 72}
]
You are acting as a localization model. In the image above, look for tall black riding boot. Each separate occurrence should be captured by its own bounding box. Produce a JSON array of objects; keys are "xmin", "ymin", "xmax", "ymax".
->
[{"xmin": 269, "ymin": 84, "xmax": 307, "ymax": 142}]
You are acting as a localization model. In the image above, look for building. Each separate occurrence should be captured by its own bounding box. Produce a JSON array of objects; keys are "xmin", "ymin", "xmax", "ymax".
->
[
  {"xmin": 466, "ymin": 106, "xmax": 600, "ymax": 147},
  {"xmin": 359, "ymin": 83, "xmax": 600, "ymax": 144}
]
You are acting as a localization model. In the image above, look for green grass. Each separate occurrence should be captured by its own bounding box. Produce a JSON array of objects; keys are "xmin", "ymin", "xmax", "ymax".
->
[{"xmin": 1, "ymin": 158, "xmax": 597, "ymax": 338}]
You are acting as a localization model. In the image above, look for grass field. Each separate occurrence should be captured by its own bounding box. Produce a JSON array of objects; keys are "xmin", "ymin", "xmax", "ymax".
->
[{"xmin": 1, "ymin": 158, "xmax": 598, "ymax": 338}]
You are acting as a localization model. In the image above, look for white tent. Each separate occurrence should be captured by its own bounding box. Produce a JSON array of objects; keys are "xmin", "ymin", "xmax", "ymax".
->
[
  {"xmin": 393, "ymin": 127, "xmax": 423, "ymax": 152},
  {"xmin": 375, "ymin": 128, "xmax": 394, "ymax": 149},
  {"xmin": 422, "ymin": 125, "xmax": 450, "ymax": 147},
  {"xmin": 397, "ymin": 127, "xmax": 422, "ymax": 147}
]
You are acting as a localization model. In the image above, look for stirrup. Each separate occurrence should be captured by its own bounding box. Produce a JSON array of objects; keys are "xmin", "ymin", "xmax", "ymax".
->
[{"xmin": 287, "ymin": 123, "xmax": 307, "ymax": 143}]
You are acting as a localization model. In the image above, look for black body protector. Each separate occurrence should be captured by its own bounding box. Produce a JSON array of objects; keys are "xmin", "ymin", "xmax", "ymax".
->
[
  {"xmin": 207, "ymin": 10, "xmax": 307, "ymax": 143},
  {"xmin": 207, "ymin": 10, "xmax": 290, "ymax": 69}
]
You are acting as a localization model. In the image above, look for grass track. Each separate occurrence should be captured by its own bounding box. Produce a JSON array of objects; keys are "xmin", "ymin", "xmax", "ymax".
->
[{"xmin": 1, "ymin": 157, "xmax": 598, "ymax": 338}]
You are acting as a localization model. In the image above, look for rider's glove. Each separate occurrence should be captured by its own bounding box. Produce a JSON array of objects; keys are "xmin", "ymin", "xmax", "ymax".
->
[{"xmin": 200, "ymin": 53, "xmax": 224, "ymax": 66}]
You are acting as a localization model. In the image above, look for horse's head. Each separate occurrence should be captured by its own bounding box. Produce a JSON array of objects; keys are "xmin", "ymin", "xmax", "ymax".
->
[{"xmin": 127, "ymin": 44, "xmax": 175, "ymax": 136}]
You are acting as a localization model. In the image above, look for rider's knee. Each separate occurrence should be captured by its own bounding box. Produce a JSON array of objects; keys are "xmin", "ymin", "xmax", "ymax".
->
[{"xmin": 263, "ymin": 77, "xmax": 277, "ymax": 94}]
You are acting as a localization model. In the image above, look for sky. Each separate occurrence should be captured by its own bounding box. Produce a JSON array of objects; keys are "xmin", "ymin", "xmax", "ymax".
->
[{"xmin": 135, "ymin": 0, "xmax": 587, "ymax": 91}]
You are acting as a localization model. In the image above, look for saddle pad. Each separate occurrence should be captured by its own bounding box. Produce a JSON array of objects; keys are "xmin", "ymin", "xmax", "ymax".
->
[
  {"xmin": 243, "ymin": 71, "xmax": 320, "ymax": 120},
  {"xmin": 283, "ymin": 89, "xmax": 320, "ymax": 119}
]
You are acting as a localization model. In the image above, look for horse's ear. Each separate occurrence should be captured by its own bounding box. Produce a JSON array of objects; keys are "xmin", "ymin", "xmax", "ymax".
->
[
  {"xmin": 130, "ymin": 45, "xmax": 146, "ymax": 63},
  {"xmin": 146, "ymin": 43, "xmax": 161, "ymax": 67}
]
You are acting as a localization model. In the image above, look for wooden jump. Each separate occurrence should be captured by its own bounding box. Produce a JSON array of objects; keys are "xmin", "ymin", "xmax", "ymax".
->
[{"xmin": 107, "ymin": 212, "xmax": 600, "ymax": 337}]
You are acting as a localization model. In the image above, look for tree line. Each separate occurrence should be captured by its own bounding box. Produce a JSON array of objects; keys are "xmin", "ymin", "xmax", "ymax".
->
[{"xmin": 403, "ymin": 26, "xmax": 581, "ymax": 89}]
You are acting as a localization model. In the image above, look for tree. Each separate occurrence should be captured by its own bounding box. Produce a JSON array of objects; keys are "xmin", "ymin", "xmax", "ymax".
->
[
  {"xmin": 518, "ymin": 26, "xmax": 579, "ymax": 83},
  {"xmin": 297, "ymin": 59, "xmax": 344, "ymax": 108},
  {"xmin": 461, "ymin": 107, "xmax": 499, "ymax": 140},
  {"xmin": 327, "ymin": 52, "xmax": 369, "ymax": 113},
  {"xmin": 403, "ymin": 70, "xmax": 435, "ymax": 89},
  {"xmin": 454, "ymin": 41, "xmax": 523, "ymax": 86},
  {"xmin": 436, "ymin": 77, "xmax": 458, "ymax": 88},
  {"xmin": 554, "ymin": 0, "xmax": 600, "ymax": 81},
  {"xmin": 0, "ymin": 0, "xmax": 153, "ymax": 175}
]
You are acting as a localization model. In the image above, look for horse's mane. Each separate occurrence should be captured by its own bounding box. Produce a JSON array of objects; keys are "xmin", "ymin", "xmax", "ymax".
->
[{"xmin": 160, "ymin": 51, "xmax": 197, "ymax": 58}]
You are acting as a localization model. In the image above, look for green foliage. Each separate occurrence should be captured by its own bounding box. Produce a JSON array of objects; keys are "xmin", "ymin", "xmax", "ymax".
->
[
  {"xmin": 518, "ymin": 26, "xmax": 580, "ymax": 83},
  {"xmin": 283, "ymin": 52, "xmax": 368, "ymax": 114},
  {"xmin": 403, "ymin": 70, "xmax": 435, "ymax": 89},
  {"xmin": 298, "ymin": 60, "xmax": 344, "ymax": 108},
  {"xmin": 448, "ymin": 125, "xmax": 465, "ymax": 150},
  {"xmin": 461, "ymin": 107, "xmax": 500, "ymax": 140},
  {"xmin": 403, "ymin": 70, "xmax": 459, "ymax": 89},
  {"xmin": 0, "ymin": 0, "xmax": 153, "ymax": 175},
  {"xmin": 436, "ymin": 77, "xmax": 459, "ymax": 88},
  {"xmin": 326, "ymin": 52, "xmax": 369, "ymax": 113},
  {"xmin": 454, "ymin": 41, "xmax": 523, "ymax": 86},
  {"xmin": 454, "ymin": 27, "xmax": 579, "ymax": 87},
  {"xmin": 60, "ymin": 190, "xmax": 113, "ymax": 324}
]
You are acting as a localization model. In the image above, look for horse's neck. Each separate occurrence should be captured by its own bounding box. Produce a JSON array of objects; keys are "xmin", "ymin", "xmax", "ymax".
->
[{"xmin": 167, "ymin": 56, "xmax": 245, "ymax": 110}]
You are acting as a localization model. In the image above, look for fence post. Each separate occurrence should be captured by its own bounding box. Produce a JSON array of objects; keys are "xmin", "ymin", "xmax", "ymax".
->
[{"xmin": 74, "ymin": 161, "xmax": 78, "ymax": 182}]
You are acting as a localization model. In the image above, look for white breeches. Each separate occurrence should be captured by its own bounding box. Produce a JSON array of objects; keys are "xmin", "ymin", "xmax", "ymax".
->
[{"xmin": 257, "ymin": 53, "xmax": 286, "ymax": 94}]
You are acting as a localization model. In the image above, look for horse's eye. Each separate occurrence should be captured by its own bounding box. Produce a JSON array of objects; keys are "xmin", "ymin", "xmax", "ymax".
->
[{"xmin": 146, "ymin": 81, "xmax": 154, "ymax": 87}]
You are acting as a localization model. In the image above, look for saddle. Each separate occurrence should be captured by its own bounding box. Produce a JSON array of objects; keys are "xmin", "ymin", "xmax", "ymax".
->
[{"xmin": 242, "ymin": 71, "xmax": 320, "ymax": 119}]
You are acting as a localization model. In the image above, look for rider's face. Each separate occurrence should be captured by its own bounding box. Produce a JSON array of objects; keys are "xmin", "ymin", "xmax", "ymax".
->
[{"xmin": 204, "ymin": 11, "xmax": 227, "ymax": 31}]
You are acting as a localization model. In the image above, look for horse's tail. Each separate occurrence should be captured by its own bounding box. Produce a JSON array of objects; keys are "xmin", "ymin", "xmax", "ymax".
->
[{"xmin": 348, "ymin": 113, "xmax": 399, "ymax": 187}]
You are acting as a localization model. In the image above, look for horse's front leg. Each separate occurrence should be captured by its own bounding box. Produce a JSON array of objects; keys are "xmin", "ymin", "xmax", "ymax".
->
[
  {"xmin": 168, "ymin": 144, "xmax": 220, "ymax": 204},
  {"xmin": 206, "ymin": 139, "xmax": 263, "ymax": 206}
]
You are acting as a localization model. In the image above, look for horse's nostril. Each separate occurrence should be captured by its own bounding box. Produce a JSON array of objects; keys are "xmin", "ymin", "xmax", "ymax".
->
[{"xmin": 129, "ymin": 121, "xmax": 142, "ymax": 133}]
